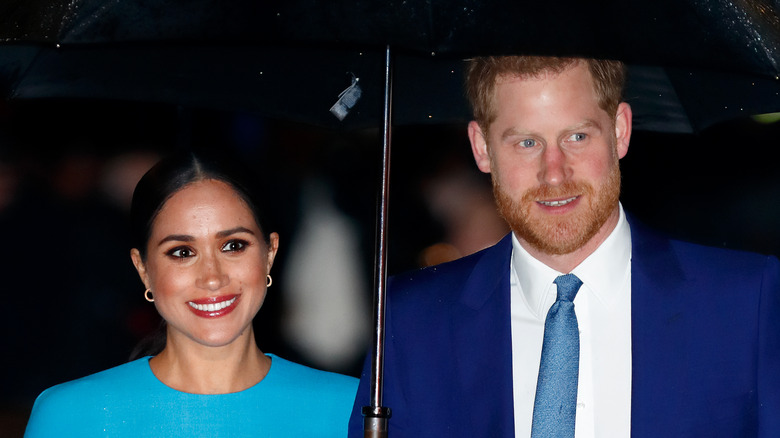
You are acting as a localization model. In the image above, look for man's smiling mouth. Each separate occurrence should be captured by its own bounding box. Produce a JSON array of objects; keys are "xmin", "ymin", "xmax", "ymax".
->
[{"xmin": 538, "ymin": 196, "xmax": 578, "ymax": 207}]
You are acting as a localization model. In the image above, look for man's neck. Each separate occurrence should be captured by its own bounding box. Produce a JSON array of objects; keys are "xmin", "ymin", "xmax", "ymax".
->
[{"xmin": 517, "ymin": 206, "xmax": 621, "ymax": 274}]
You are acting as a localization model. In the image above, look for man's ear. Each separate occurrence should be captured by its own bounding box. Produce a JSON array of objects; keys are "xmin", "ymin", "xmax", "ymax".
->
[
  {"xmin": 615, "ymin": 102, "xmax": 632, "ymax": 159},
  {"xmin": 130, "ymin": 248, "xmax": 150, "ymax": 290},
  {"xmin": 468, "ymin": 121, "xmax": 492, "ymax": 173}
]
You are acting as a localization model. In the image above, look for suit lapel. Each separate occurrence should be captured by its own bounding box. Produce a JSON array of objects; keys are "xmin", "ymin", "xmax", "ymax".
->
[
  {"xmin": 453, "ymin": 234, "xmax": 516, "ymax": 437},
  {"xmin": 628, "ymin": 217, "xmax": 693, "ymax": 436}
]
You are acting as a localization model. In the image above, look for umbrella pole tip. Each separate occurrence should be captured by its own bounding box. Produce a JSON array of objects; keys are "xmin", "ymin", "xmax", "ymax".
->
[{"xmin": 361, "ymin": 406, "xmax": 392, "ymax": 438}]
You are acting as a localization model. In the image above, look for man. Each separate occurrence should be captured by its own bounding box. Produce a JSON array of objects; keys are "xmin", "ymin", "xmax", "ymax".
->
[{"xmin": 348, "ymin": 56, "xmax": 780, "ymax": 437}]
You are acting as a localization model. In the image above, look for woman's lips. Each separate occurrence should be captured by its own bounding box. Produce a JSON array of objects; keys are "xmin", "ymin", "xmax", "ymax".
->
[{"xmin": 187, "ymin": 294, "xmax": 239, "ymax": 318}]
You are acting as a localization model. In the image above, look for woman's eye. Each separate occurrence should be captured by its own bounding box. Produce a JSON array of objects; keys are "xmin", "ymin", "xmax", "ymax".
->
[
  {"xmin": 222, "ymin": 240, "xmax": 247, "ymax": 253},
  {"xmin": 168, "ymin": 247, "xmax": 193, "ymax": 258}
]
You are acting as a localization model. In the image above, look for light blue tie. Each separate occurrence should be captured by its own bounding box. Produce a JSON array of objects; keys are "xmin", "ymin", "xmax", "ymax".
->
[{"xmin": 531, "ymin": 273, "xmax": 583, "ymax": 438}]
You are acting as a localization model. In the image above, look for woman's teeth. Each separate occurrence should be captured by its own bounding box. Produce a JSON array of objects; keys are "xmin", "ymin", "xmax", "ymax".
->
[{"xmin": 188, "ymin": 297, "xmax": 237, "ymax": 312}]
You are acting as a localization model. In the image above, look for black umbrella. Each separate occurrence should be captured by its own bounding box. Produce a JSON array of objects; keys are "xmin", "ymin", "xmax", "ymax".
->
[
  {"xmin": 2, "ymin": 0, "xmax": 780, "ymax": 132},
  {"xmin": 2, "ymin": 1, "xmax": 779, "ymax": 436}
]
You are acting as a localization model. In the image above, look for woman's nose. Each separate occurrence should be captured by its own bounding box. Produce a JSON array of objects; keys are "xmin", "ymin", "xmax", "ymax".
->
[{"xmin": 196, "ymin": 256, "xmax": 229, "ymax": 291}]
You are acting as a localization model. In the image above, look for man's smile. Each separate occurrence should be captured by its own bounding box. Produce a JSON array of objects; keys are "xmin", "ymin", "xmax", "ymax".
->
[{"xmin": 537, "ymin": 196, "xmax": 579, "ymax": 207}]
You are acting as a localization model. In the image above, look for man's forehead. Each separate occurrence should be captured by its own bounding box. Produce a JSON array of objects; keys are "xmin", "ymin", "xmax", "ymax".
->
[
  {"xmin": 494, "ymin": 58, "xmax": 584, "ymax": 81},
  {"xmin": 495, "ymin": 70, "xmax": 557, "ymax": 84},
  {"xmin": 495, "ymin": 62, "xmax": 590, "ymax": 85}
]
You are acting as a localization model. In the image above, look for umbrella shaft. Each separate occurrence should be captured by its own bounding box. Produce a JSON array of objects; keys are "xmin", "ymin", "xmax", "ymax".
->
[{"xmin": 366, "ymin": 45, "xmax": 393, "ymax": 435}]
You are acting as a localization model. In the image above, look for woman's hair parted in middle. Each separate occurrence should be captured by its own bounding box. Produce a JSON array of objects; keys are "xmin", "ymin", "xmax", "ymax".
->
[{"xmin": 129, "ymin": 150, "xmax": 273, "ymax": 261}]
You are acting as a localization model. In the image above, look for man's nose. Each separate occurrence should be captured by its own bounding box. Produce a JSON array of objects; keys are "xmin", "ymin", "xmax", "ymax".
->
[{"xmin": 539, "ymin": 144, "xmax": 569, "ymax": 186}]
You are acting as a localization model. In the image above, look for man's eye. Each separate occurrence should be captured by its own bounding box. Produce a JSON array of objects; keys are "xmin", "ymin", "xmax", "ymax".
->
[
  {"xmin": 520, "ymin": 139, "xmax": 537, "ymax": 148},
  {"xmin": 168, "ymin": 247, "xmax": 193, "ymax": 258},
  {"xmin": 568, "ymin": 133, "xmax": 586, "ymax": 142},
  {"xmin": 222, "ymin": 240, "xmax": 247, "ymax": 252}
]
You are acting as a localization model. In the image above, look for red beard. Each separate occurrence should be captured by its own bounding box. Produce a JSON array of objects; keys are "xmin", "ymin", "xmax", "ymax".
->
[{"xmin": 493, "ymin": 162, "xmax": 621, "ymax": 256}]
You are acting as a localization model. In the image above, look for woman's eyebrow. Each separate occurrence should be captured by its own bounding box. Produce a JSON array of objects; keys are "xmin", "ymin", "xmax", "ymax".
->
[
  {"xmin": 158, "ymin": 234, "xmax": 194, "ymax": 245},
  {"xmin": 216, "ymin": 227, "xmax": 255, "ymax": 239},
  {"xmin": 157, "ymin": 227, "xmax": 255, "ymax": 246}
]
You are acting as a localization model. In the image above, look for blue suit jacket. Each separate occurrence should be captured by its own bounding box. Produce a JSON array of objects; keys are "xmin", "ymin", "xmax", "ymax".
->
[{"xmin": 349, "ymin": 217, "xmax": 780, "ymax": 437}]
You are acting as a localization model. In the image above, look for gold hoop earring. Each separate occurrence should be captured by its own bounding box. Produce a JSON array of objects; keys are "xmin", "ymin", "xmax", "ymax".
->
[
  {"xmin": 266, "ymin": 275, "xmax": 273, "ymax": 287},
  {"xmin": 144, "ymin": 289, "xmax": 154, "ymax": 302}
]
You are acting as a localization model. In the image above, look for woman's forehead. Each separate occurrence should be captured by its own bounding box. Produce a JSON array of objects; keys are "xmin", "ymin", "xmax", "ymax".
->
[{"xmin": 153, "ymin": 180, "xmax": 256, "ymax": 230}]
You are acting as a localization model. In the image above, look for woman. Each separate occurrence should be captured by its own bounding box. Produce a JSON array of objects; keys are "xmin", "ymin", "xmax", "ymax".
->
[{"xmin": 25, "ymin": 152, "xmax": 359, "ymax": 437}]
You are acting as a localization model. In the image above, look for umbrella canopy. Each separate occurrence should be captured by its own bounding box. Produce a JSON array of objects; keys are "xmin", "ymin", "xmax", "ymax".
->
[
  {"xmin": 2, "ymin": 0, "xmax": 779, "ymax": 132},
  {"xmin": 2, "ymin": 1, "xmax": 779, "ymax": 436},
  {"xmin": 3, "ymin": 0, "xmax": 778, "ymax": 68}
]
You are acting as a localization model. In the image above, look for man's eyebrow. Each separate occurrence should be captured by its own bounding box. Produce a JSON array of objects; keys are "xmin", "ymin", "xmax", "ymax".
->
[
  {"xmin": 216, "ymin": 227, "xmax": 256, "ymax": 239},
  {"xmin": 500, "ymin": 127, "xmax": 533, "ymax": 141},
  {"xmin": 567, "ymin": 119, "xmax": 602, "ymax": 132},
  {"xmin": 499, "ymin": 120, "xmax": 604, "ymax": 141}
]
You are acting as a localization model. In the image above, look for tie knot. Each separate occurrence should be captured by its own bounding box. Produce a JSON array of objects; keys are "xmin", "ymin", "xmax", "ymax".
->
[{"xmin": 554, "ymin": 273, "xmax": 582, "ymax": 302}]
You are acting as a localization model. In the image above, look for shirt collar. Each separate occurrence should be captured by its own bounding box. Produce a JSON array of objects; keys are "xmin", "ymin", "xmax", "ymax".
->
[{"xmin": 511, "ymin": 203, "xmax": 632, "ymax": 316}]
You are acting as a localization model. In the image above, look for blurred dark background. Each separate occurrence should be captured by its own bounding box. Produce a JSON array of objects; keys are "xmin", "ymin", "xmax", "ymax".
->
[{"xmin": 0, "ymin": 98, "xmax": 778, "ymax": 436}]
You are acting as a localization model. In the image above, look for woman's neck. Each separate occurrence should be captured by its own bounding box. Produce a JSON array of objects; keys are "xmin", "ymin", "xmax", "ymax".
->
[{"xmin": 149, "ymin": 329, "xmax": 271, "ymax": 394}]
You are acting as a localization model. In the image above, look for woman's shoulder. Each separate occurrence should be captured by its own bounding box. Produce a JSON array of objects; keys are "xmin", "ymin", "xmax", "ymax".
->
[
  {"xmin": 265, "ymin": 354, "xmax": 358, "ymax": 395},
  {"xmin": 247, "ymin": 355, "xmax": 357, "ymax": 436},
  {"xmin": 268, "ymin": 354, "xmax": 358, "ymax": 384},
  {"xmin": 24, "ymin": 358, "xmax": 153, "ymax": 437},
  {"xmin": 36, "ymin": 357, "xmax": 152, "ymax": 402}
]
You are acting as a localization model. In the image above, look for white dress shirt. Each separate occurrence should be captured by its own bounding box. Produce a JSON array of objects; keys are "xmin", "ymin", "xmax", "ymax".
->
[{"xmin": 511, "ymin": 204, "xmax": 632, "ymax": 437}]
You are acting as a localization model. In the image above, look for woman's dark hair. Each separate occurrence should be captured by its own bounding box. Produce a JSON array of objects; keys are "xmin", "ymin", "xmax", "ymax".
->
[
  {"xmin": 128, "ymin": 150, "xmax": 272, "ymax": 360},
  {"xmin": 130, "ymin": 150, "xmax": 272, "ymax": 261}
]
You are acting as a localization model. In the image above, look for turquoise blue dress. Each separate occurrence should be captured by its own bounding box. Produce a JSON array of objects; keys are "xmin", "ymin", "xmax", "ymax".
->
[{"xmin": 25, "ymin": 354, "xmax": 358, "ymax": 437}]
